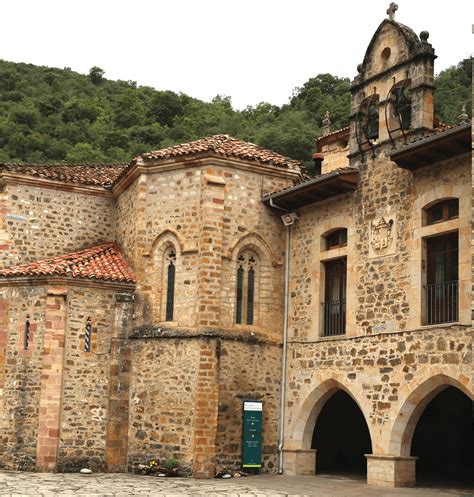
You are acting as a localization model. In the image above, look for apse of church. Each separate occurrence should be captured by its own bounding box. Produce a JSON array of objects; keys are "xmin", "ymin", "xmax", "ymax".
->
[{"xmin": 0, "ymin": 4, "xmax": 472, "ymax": 488}]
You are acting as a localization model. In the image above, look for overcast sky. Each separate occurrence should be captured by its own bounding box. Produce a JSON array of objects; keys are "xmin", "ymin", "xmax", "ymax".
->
[{"xmin": 1, "ymin": 0, "xmax": 472, "ymax": 109}]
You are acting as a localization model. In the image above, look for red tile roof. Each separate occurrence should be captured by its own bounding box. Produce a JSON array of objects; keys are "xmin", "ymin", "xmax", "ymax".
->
[
  {"xmin": 0, "ymin": 163, "xmax": 129, "ymax": 187},
  {"xmin": 0, "ymin": 243, "xmax": 136, "ymax": 284},
  {"xmin": 137, "ymin": 134, "xmax": 301, "ymax": 170}
]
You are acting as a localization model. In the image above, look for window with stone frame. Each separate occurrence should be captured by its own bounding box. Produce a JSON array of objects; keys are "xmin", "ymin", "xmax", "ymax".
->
[
  {"xmin": 325, "ymin": 228, "xmax": 348, "ymax": 250},
  {"xmin": 425, "ymin": 231, "xmax": 459, "ymax": 325},
  {"xmin": 235, "ymin": 251, "xmax": 258, "ymax": 325},
  {"xmin": 425, "ymin": 199, "xmax": 459, "ymax": 226},
  {"xmin": 322, "ymin": 257, "xmax": 347, "ymax": 336},
  {"xmin": 163, "ymin": 246, "xmax": 176, "ymax": 321}
]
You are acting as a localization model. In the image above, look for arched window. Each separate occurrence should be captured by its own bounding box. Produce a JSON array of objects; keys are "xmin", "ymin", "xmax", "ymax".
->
[
  {"xmin": 236, "ymin": 251, "xmax": 258, "ymax": 325},
  {"xmin": 426, "ymin": 199, "xmax": 459, "ymax": 226},
  {"xmin": 325, "ymin": 228, "xmax": 348, "ymax": 250},
  {"xmin": 164, "ymin": 246, "xmax": 176, "ymax": 321}
]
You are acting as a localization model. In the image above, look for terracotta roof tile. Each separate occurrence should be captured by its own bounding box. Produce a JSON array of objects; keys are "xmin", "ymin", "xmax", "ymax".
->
[
  {"xmin": 0, "ymin": 243, "xmax": 136, "ymax": 284},
  {"xmin": 137, "ymin": 134, "xmax": 301, "ymax": 170},
  {"xmin": 0, "ymin": 163, "xmax": 130, "ymax": 187},
  {"xmin": 315, "ymin": 126, "xmax": 350, "ymax": 144}
]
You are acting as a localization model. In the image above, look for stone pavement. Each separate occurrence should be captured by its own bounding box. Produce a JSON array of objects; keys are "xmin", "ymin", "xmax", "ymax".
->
[{"xmin": 0, "ymin": 472, "xmax": 473, "ymax": 497}]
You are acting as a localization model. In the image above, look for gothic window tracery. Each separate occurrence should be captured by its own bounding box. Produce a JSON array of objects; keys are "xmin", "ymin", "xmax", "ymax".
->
[{"xmin": 235, "ymin": 251, "xmax": 258, "ymax": 325}]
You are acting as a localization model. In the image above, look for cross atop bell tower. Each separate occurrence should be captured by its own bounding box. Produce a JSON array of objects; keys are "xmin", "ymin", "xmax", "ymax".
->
[{"xmin": 386, "ymin": 2, "xmax": 398, "ymax": 21}]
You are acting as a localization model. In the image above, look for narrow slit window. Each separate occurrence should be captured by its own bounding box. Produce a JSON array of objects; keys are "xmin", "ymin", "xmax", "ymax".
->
[
  {"xmin": 165, "ymin": 248, "xmax": 176, "ymax": 321},
  {"xmin": 24, "ymin": 316, "xmax": 30, "ymax": 350},
  {"xmin": 247, "ymin": 265, "xmax": 255, "ymax": 325},
  {"xmin": 84, "ymin": 318, "xmax": 92, "ymax": 352},
  {"xmin": 236, "ymin": 263, "xmax": 244, "ymax": 324}
]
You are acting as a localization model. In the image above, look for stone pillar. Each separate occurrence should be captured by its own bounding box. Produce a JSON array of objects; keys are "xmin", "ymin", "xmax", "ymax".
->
[
  {"xmin": 283, "ymin": 448, "xmax": 316, "ymax": 475},
  {"xmin": 192, "ymin": 339, "xmax": 219, "ymax": 478},
  {"xmin": 105, "ymin": 292, "xmax": 134, "ymax": 472},
  {"xmin": 366, "ymin": 454, "xmax": 417, "ymax": 487},
  {"xmin": 0, "ymin": 295, "xmax": 8, "ymax": 428},
  {"xmin": 196, "ymin": 173, "xmax": 225, "ymax": 327},
  {"xmin": 36, "ymin": 288, "xmax": 67, "ymax": 471}
]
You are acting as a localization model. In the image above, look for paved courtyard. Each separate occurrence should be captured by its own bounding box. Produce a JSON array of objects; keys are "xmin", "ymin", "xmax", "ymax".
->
[{"xmin": 0, "ymin": 472, "xmax": 473, "ymax": 497}]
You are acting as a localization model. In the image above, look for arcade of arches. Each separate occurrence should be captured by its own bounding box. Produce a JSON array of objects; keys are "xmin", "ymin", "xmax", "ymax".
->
[{"xmin": 284, "ymin": 373, "xmax": 473, "ymax": 487}]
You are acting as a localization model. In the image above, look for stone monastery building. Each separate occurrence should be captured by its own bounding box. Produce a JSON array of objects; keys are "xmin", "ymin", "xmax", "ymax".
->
[{"xmin": 0, "ymin": 7, "xmax": 472, "ymax": 488}]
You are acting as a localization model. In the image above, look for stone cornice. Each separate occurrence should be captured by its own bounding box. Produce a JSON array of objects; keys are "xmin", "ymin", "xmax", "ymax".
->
[
  {"xmin": 129, "ymin": 323, "xmax": 282, "ymax": 346},
  {"xmin": 0, "ymin": 275, "xmax": 136, "ymax": 291},
  {"xmin": 0, "ymin": 173, "xmax": 113, "ymax": 197},
  {"xmin": 1, "ymin": 154, "xmax": 301, "ymax": 198},
  {"xmin": 112, "ymin": 154, "xmax": 301, "ymax": 195}
]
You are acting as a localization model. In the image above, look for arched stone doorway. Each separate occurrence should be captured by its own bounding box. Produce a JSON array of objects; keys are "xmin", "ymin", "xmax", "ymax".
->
[
  {"xmin": 311, "ymin": 389, "xmax": 372, "ymax": 476},
  {"xmin": 283, "ymin": 379, "xmax": 373, "ymax": 477},
  {"xmin": 412, "ymin": 386, "xmax": 473, "ymax": 485}
]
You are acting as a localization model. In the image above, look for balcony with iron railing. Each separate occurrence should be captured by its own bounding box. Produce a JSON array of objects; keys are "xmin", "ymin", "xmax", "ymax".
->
[
  {"xmin": 322, "ymin": 299, "xmax": 346, "ymax": 336},
  {"xmin": 425, "ymin": 280, "xmax": 458, "ymax": 325}
]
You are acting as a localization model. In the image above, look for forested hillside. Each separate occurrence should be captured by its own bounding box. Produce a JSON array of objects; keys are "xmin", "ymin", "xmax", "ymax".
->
[{"xmin": 0, "ymin": 58, "xmax": 471, "ymax": 168}]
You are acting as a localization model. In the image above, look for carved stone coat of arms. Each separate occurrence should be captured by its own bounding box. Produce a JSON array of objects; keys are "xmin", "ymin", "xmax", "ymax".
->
[{"xmin": 369, "ymin": 216, "xmax": 396, "ymax": 258}]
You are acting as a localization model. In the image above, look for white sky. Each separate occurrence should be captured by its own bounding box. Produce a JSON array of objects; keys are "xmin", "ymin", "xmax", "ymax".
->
[{"xmin": 1, "ymin": 0, "xmax": 472, "ymax": 110}]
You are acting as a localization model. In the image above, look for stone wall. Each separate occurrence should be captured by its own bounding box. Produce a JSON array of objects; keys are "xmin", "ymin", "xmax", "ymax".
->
[
  {"xmin": 0, "ymin": 286, "xmax": 47, "ymax": 470},
  {"xmin": 0, "ymin": 183, "xmax": 114, "ymax": 268},
  {"xmin": 288, "ymin": 153, "xmax": 470, "ymax": 341},
  {"xmin": 215, "ymin": 340, "xmax": 281, "ymax": 473},
  {"xmin": 0, "ymin": 284, "xmax": 123, "ymax": 472},
  {"xmin": 56, "ymin": 287, "xmax": 116, "ymax": 472},
  {"xmin": 284, "ymin": 324, "xmax": 472, "ymax": 456},
  {"xmin": 127, "ymin": 335, "xmax": 282, "ymax": 476},
  {"xmin": 118, "ymin": 161, "xmax": 291, "ymax": 337},
  {"xmin": 127, "ymin": 338, "xmax": 201, "ymax": 470}
]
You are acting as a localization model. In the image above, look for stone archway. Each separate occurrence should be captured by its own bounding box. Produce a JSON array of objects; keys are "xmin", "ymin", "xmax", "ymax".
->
[
  {"xmin": 366, "ymin": 373, "xmax": 473, "ymax": 488},
  {"xmin": 387, "ymin": 373, "xmax": 472, "ymax": 458},
  {"xmin": 283, "ymin": 378, "xmax": 373, "ymax": 476}
]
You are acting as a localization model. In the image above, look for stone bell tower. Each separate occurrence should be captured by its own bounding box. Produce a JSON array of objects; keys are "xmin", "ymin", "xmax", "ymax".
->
[{"xmin": 349, "ymin": 3, "xmax": 436, "ymax": 159}]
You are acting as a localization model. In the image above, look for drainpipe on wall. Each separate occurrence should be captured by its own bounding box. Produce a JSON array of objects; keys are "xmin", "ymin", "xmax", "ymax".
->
[{"xmin": 269, "ymin": 199, "xmax": 298, "ymax": 475}]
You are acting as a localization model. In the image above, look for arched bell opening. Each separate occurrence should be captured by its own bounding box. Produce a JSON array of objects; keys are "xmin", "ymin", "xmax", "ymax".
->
[
  {"xmin": 385, "ymin": 79, "xmax": 412, "ymax": 145},
  {"xmin": 311, "ymin": 389, "xmax": 372, "ymax": 477}
]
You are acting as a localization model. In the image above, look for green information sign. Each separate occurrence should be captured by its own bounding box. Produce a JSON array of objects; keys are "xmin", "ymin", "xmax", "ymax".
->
[{"xmin": 242, "ymin": 400, "xmax": 263, "ymax": 468}]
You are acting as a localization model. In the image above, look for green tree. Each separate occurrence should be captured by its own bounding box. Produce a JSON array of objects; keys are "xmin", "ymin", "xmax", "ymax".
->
[
  {"xmin": 89, "ymin": 66, "xmax": 105, "ymax": 85},
  {"xmin": 65, "ymin": 143, "xmax": 107, "ymax": 162}
]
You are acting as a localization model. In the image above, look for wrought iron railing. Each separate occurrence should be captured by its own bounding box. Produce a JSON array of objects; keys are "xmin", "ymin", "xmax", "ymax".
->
[
  {"xmin": 426, "ymin": 280, "xmax": 458, "ymax": 325},
  {"xmin": 322, "ymin": 299, "xmax": 346, "ymax": 336}
]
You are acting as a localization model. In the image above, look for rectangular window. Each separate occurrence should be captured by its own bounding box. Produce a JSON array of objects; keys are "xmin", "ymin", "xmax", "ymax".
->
[
  {"xmin": 426, "ymin": 232, "xmax": 458, "ymax": 324},
  {"xmin": 323, "ymin": 258, "xmax": 346, "ymax": 336}
]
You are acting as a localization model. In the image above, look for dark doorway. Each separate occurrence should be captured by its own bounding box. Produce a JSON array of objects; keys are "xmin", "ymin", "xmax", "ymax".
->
[
  {"xmin": 311, "ymin": 390, "xmax": 372, "ymax": 475},
  {"xmin": 412, "ymin": 387, "xmax": 473, "ymax": 485}
]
